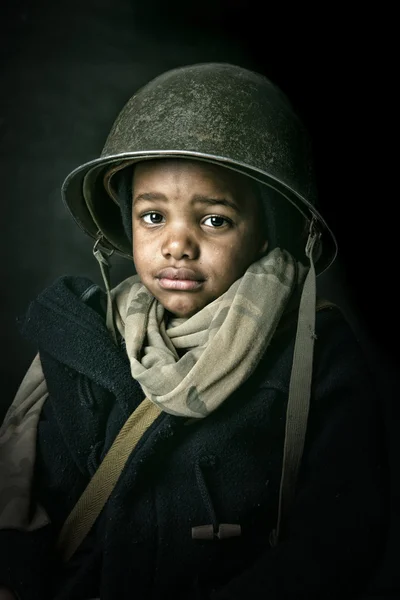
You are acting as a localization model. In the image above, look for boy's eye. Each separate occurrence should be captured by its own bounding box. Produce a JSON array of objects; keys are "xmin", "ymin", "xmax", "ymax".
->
[
  {"xmin": 203, "ymin": 215, "xmax": 231, "ymax": 228},
  {"xmin": 142, "ymin": 212, "xmax": 165, "ymax": 225}
]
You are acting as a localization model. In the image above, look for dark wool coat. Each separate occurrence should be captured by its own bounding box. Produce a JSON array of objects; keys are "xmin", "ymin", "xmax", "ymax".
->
[{"xmin": 0, "ymin": 276, "xmax": 387, "ymax": 600}]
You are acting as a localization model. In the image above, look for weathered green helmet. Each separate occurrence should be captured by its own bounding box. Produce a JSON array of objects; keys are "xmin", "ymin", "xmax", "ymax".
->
[{"xmin": 62, "ymin": 62, "xmax": 337, "ymax": 274}]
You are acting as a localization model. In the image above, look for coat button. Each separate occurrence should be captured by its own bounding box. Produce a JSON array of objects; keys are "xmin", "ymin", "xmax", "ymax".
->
[
  {"xmin": 63, "ymin": 365, "xmax": 75, "ymax": 378},
  {"xmin": 192, "ymin": 524, "xmax": 214, "ymax": 540},
  {"xmin": 192, "ymin": 524, "xmax": 241, "ymax": 540},
  {"xmin": 216, "ymin": 524, "xmax": 241, "ymax": 539}
]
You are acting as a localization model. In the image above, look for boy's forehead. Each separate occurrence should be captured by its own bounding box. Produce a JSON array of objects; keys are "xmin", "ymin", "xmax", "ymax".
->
[{"xmin": 132, "ymin": 159, "xmax": 257, "ymax": 198}]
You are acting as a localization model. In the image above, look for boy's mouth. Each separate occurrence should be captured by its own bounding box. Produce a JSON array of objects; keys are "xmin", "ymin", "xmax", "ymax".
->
[{"xmin": 156, "ymin": 268, "xmax": 204, "ymax": 291}]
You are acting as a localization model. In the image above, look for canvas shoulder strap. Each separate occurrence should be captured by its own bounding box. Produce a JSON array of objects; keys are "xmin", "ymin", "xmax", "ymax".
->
[{"xmin": 57, "ymin": 397, "xmax": 161, "ymax": 562}]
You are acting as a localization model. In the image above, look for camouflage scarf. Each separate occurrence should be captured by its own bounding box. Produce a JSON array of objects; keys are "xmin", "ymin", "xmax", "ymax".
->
[
  {"xmin": 0, "ymin": 248, "xmax": 305, "ymax": 532},
  {"xmin": 112, "ymin": 248, "xmax": 303, "ymax": 419}
]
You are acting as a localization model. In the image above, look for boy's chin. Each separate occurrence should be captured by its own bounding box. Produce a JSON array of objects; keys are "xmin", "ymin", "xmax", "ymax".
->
[
  {"xmin": 159, "ymin": 295, "xmax": 208, "ymax": 319},
  {"xmin": 164, "ymin": 304, "xmax": 203, "ymax": 319}
]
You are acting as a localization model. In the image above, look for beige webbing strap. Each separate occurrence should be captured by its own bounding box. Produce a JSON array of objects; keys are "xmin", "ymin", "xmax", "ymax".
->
[
  {"xmin": 270, "ymin": 219, "xmax": 323, "ymax": 547},
  {"xmin": 57, "ymin": 398, "xmax": 161, "ymax": 562}
]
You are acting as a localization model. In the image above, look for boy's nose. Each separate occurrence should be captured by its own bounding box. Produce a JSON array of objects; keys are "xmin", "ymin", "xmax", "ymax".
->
[{"xmin": 161, "ymin": 228, "xmax": 199, "ymax": 261}]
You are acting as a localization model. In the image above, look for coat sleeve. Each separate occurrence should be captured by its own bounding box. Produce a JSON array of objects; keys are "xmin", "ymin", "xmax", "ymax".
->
[
  {"xmin": 210, "ymin": 309, "xmax": 388, "ymax": 600},
  {"xmin": 0, "ymin": 355, "xmax": 62, "ymax": 600}
]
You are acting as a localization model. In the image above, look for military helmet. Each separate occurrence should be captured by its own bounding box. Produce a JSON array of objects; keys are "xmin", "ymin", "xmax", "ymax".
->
[{"xmin": 62, "ymin": 62, "xmax": 337, "ymax": 274}]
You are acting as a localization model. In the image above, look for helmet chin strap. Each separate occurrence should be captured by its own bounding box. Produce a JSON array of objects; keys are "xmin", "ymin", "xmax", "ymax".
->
[
  {"xmin": 270, "ymin": 217, "xmax": 321, "ymax": 547},
  {"xmin": 93, "ymin": 234, "xmax": 118, "ymax": 346}
]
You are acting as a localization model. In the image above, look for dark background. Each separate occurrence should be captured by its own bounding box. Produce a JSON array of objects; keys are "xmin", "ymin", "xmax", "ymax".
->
[
  {"xmin": 0, "ymin": 1, "xmax": 398, "ymax": 592},
  {"xmin": 1, "ymin": 0, "xmax": 395, "ymax": 398}
]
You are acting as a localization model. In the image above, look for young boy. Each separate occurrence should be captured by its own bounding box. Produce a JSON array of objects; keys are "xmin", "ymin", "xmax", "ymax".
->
[{"xmin": 0, "ymin": 63, "xmax": 386, "ymax": 600}]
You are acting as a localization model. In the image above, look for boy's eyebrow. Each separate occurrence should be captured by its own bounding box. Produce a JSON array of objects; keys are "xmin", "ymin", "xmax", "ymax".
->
[
  {"xmin": 191, "ymin": 194, "xmax": 239, "ymax": 212},
  {"xmin": 133, "ymin": 192, "xmax": 240, "ymax": 212},
  {"xmin": 134, "ymin": 192, "xmax": 168, "ymax": 203}
]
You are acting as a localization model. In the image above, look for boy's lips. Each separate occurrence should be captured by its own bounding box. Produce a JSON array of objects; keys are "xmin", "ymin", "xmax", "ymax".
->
[{"xmin": 156, "ymin": 267, "xmax": 205, "ymax": 291}]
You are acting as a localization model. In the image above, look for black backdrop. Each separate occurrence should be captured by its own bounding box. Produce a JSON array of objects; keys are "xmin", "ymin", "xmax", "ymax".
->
[{"xmin": 1, "ymin": 0, "xmax": 395, "ymax": 398}]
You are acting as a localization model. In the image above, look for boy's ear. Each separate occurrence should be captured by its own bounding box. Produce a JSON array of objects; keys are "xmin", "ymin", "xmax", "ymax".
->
[{"xmin": 259, "ymin": 239, "xmax": 269, "ymax": 255}]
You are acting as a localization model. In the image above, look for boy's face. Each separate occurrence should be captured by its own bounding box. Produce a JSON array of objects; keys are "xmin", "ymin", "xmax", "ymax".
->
[{"xmin": 132, "ymin": 159, "xmax": 268, "ymax": 318}]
